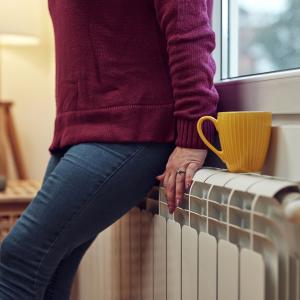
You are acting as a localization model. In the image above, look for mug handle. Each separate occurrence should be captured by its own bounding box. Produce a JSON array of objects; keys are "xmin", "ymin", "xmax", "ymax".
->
[{"xmin": 196, "ymin": 116, "xmax": 225, "ymax": 162}]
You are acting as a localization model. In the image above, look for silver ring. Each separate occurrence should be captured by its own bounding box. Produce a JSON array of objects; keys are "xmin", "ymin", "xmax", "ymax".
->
[{"xmin": 176, "ymin": 168, "xmax": 186, "ymax": 175}]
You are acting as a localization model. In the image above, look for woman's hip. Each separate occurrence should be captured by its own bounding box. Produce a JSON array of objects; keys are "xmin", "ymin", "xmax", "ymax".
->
[
  {"xmin": 4, "ymin": 142, "xmax": 174, "ymax": 251},
  {"xmin": 0, "ymin": 141, "xmax": 175, "ymax": 298}
]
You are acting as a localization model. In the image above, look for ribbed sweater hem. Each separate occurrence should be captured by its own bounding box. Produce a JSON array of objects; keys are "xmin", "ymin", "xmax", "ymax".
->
[
  {"xmin": 48, "ymin": 104, "xmax": 215, "ymax": 154},
  {"xmin": 48, "ymin": 104, "xmax": 176, "ymax": 154}
]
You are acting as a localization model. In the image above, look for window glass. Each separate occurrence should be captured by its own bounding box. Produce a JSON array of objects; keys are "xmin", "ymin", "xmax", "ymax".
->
[{"xmin": 229, "ymin": 0, "xmax": 300, "ymax": 77}]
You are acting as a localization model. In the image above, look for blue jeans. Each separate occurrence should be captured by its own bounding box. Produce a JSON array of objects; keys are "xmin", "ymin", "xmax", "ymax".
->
[{"xmin": 0, "ymin": 141, "xmax": 175, "ymax": 299}]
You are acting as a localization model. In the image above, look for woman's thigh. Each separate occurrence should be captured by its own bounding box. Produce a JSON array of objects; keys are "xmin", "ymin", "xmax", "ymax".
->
[
  {"xmin": 0, "ymin": 141, "xmax": 175, "ymax": 299},
  {"xmin": 44, "ymin": 234, "xmax": 97, "ymax": 300}
]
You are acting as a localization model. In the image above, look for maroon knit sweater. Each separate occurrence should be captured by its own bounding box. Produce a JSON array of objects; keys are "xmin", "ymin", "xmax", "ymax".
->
[{"xmin": 47, "ymin": 0, "xmax": 219, "ymax": 154}]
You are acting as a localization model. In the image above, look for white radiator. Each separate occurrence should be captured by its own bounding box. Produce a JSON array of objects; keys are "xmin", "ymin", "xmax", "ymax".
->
[{"xmin": 72, "ymin": 168, "xmax": 300, "ymax": 300}]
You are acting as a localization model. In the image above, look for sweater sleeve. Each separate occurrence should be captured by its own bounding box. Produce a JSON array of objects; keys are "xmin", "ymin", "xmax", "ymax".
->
[{"xmin": 153, "ymin": 0, "xmax": 219, "ymax": 149}]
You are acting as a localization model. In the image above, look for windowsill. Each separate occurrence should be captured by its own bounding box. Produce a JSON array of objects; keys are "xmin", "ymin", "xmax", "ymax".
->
[
  {"xmin": 215, "ymin": 68, "xmax": 300, "ymax": 86},
  {"xmin": 213, "ymin": 67, "xmax": 300, "ymax": 115}
]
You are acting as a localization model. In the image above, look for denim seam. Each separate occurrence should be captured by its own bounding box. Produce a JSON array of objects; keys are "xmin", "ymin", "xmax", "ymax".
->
[{"xmin": 33, "ymin": 144, "xmax": 146, "ymax": 297}]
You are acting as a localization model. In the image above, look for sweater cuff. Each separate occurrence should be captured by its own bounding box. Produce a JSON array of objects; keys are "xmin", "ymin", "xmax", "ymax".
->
[{"xmin": 175, "ymin": 118, "xmax": 215, "ymax": 149}]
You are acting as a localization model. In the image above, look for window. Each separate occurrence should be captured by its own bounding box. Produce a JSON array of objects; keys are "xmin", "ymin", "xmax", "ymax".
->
[{"xmin": 213, "ymin": 0, "xmax": 300, "ymax": 80}]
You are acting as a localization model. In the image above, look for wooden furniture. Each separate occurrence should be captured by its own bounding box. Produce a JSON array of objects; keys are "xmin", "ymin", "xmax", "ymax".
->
[
  {"xmin": 0, "ymin": 104, "xmax": 7, "ymax": 176},
  {"xmin": 0, "ymin": 101, "xmax": 27, "ymax": 179},
  {"xmin": 0, "ymin": 179, "xmax": 41, "ymax": 240}
]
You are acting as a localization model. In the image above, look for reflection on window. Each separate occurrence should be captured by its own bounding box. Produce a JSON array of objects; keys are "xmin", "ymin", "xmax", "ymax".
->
[{"xmin": 229, "ymin": 0, "xmax": 300, "ymax": 77}]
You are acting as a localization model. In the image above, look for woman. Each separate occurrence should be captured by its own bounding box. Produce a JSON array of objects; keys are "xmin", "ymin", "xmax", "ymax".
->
[{"xmin": 0, "ymin": 0, "xmax": 218, "ymax": 298}]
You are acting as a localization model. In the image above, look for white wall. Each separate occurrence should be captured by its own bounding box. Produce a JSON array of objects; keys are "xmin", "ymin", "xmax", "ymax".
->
[{"xmin": 1, "ymin": 0, "xmax": 55, "ymax": 180}]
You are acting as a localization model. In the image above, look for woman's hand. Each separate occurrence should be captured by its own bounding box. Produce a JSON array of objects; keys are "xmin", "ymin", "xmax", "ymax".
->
[{"xmin": 156, "ymin": 146, "xmax": 207, "ymax": 213}]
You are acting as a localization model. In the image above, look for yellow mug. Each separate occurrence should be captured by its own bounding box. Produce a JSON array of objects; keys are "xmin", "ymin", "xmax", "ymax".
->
[{"xmin": 197, "ymin": 111, "xmax": 272, "ymax": 172}]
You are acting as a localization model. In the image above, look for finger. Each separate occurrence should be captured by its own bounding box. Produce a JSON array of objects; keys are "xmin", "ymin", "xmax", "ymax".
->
[
  {"xmin": 156, "ymin": 178, "xmax": 164, "ymax": 188},
  {"xmin": 162, "ymin": 170, "xmax": 170, "ymax": 189},
  {"xmin": 185, "ymin": 162, "xmax": 202, "ymax": 189},
  {"xmin": 155, "ymin": 172, "xmax": 165, "ymax": 180},
  {"xmin": 175, "ymin": 169, "xmax": 186, "ymax": 207},
  {"xmin": 166, "ymin": 172, "xmax": 176, "ymax": 213},
  {"xmin": 161, "ymin": 170, "xmax": 170, "ymax": 199},
  {"xmin": 155, "ymin": 171, "xmax": 166, "ymax": 189}
]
